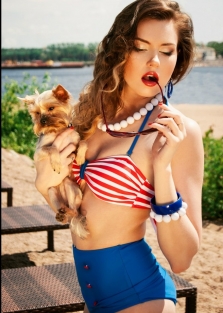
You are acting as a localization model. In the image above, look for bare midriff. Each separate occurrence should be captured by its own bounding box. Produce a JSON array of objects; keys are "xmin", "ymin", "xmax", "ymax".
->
[{"xmin": 72, "ymin": 185, "xmax": 150, "ymax": 250}]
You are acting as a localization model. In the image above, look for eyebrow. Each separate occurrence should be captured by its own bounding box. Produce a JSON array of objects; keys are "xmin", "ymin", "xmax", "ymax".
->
[{"xmin": 135, "ymin": 37, "xmax": 176, "ymax": 47}]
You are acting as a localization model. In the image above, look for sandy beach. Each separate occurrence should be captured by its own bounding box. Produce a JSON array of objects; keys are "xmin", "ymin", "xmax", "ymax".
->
[
  {"xmin": 1, "ymin": 104, "xmax": 223, "ymax": 313},
  {"xmin": 173, "ymin": 104, "xmax": 223, "ymax": 139}
]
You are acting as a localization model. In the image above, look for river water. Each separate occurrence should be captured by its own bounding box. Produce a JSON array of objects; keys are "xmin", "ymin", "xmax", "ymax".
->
[{"xmin": 1, "ymin": 66, "xmax": 223, "ymax": 104}]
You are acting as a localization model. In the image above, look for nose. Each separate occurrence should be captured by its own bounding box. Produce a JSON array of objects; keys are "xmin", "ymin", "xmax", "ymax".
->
[
  {"xmin": 40, "ymin": 116, "xmax": 48, "ymax": 125},
  {"xmin": 147, "ymin": 52, "xmax": 160, "ymax": 68}
]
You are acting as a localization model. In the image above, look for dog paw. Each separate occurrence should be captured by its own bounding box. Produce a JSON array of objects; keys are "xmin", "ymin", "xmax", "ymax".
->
[
  {"xmin": 55, "ymin": 208, "xmax": 68, "ymax": 224},
  {"xmin": 55, "ymin": 214, "xmax": 68, "ymax": 224},
  {"xmin": 55, "ymin": 207, "xmax": 78, "ymax": 225},
  {"xmin": 67, "ymin": 208, "xmax": 78, "ymax": 217}
]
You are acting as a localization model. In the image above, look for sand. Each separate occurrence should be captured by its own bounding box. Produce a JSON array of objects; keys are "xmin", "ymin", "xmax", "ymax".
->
[
  {"xmin": 1, "ymin": 104, "xmax": 223, "ymax": 313},
  {"xmin": 174, "ymin": 104, "xmax": 223, "ymax": 139}
]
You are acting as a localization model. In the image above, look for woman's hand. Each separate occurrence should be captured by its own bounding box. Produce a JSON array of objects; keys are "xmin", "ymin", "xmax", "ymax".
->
[
  {"xmin": 149, "ymin": 103, "xmax": 187, "ymax": 167},
  {"xmin": 35, "ymin": 128, "xmax": 78, "ymax": 197}
]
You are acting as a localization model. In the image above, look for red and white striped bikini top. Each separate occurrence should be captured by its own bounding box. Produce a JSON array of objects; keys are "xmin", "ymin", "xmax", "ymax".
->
[
  {"xmin": 72, "ymin": 155, "xmax": 154, "ymax": 209},
  {"xmin": 72, "ymin": 108, "xmax": 157, "ymax": 209}
]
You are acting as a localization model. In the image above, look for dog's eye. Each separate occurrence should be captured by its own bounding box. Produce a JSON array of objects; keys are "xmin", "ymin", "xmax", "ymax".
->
[{"xmin": 49, "ymin": 107, "xmax": 54, "ymax": 111}]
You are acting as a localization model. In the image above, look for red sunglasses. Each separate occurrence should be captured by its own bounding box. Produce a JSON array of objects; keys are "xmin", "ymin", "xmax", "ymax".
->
[{"xmin": 101, "ymin": 78, "xmax": 165, "ymax": 138}]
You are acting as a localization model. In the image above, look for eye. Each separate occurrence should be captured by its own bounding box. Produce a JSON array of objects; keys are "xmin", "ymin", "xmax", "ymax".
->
[
  {"xmin": 133, "ymin": 46, "xmax": 147, "ymax": 52},
  {"xmin": 49, "ymin": 107, "xmax": 54, "ymax": 111},
  {"xmin": 160, "ymin": 51, "xmax": 173, "ymax": 56},
  {"xmin": 133, "ymin": 40, "xmax": 149, "ymax": 52}
]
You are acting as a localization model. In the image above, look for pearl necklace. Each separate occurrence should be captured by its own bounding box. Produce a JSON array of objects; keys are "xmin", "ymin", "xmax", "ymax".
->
[{"xmin": 98, "ymin": 93, "xmax": 162, "ymax": 132}]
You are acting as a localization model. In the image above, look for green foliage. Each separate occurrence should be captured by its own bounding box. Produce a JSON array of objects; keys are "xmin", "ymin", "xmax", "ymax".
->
[
  {"xmin": 202, "ymin": 128, "xmax": 223, "ymax": 220},
  {"xmin": 207, "ymin": 41, "xmax": 223, "ymax": 57},
  {"xmin": 1, "ymin": 48, "xmax": 42, "ymax": 62},
  {"xmin": 1, "ymin": 42, "xmax": 98, "ymax": 62},
  {"xmin": 1, "ymin": 72, "xmax": 57, "ymax": 158}
]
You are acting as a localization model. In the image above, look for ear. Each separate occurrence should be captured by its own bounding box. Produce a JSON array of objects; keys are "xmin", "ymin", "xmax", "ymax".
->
[
  {"xmin": 52, "ymin": 84, "xmax": 70, "ymax": 102},
  {"xmin": 17, "ymin": 96, "xmax": 35, "ymax": 105}
]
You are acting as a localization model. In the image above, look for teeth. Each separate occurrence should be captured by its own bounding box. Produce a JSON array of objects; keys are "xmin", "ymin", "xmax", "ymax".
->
[
  {"xmin": 142, "ymin": 73, "xmax": 159, "ymax": 82},
  {"xmin": 143, "ymin": 75, "xmax": 152, "ymax": 81}
]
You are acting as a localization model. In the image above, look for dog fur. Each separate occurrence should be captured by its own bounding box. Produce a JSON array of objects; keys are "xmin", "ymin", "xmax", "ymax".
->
[{"xmin": 19, "ymin": 84, "xmax": 89, "ymax": 239}]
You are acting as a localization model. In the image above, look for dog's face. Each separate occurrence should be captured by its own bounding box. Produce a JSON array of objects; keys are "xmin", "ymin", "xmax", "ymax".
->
[{"xmin": 19, "ymin": 84, "xmax": 74, "ymax": 136}]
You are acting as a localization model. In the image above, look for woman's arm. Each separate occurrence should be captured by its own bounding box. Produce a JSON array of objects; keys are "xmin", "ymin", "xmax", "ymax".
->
[{"xmin": 150, "ymin": 105, "xmax": 204, "ymax": 273}]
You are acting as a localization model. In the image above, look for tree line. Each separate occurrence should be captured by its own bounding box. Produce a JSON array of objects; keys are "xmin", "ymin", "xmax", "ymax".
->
[
  {"xmin": 1, "ymin": 42, "xmax": 98, "ymax": 62},
  {"xmin": 206, "ymin": 41, "xmax": 223, "ymax": 57}
]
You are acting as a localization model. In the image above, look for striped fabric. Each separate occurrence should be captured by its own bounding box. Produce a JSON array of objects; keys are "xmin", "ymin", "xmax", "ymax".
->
[{"xmin": 72, "ymin": 155, "xmax": 154, "ymax": 209}]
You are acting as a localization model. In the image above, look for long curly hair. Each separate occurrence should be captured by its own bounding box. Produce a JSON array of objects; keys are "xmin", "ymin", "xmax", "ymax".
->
[{"xmin": 73, "ymin": 0, "xmax": 195, "ymax": 139}]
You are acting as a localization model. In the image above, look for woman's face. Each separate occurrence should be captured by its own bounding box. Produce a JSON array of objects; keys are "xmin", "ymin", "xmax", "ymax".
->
[{"xmin": 123, "ymin": 18, "xmax": 178, "ymax": 101}]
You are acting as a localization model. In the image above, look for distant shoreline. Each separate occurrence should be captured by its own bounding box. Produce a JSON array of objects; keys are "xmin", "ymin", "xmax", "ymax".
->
[
  {"xmin": 193, "ymin": 59, "xmax": 223, "ymax": 67},
  {"xmin": 1, "ymin": 61, "xmax": 94, "ymax": 69}
]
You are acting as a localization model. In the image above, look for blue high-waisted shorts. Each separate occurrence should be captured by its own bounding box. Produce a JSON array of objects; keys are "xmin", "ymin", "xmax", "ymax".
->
[{"xmin": 73, "ymin": 238, "xmax": 176, "ymax": 313}]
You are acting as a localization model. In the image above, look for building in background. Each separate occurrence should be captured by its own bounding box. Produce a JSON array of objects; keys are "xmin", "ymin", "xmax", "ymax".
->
[{"xmin": 195, "ymin": 46, "xmax": 216, "ymax": 61}]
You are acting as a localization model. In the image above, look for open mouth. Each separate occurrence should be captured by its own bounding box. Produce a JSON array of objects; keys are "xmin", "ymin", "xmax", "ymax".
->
[{"xmin": 142, "ymin": 71, "xmax": 159, "ymax": 86}]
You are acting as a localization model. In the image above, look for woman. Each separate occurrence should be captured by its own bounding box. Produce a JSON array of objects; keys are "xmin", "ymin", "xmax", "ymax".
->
[{"xmin": 35, "ymin": 0, "xmax": 204, "ymax": 312}]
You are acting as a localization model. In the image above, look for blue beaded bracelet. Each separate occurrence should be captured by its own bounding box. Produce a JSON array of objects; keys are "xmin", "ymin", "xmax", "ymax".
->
[
  {"xmin": 151, "ymin": 192, "xmax": 182, "ymax": 215},
  {"xmin": 150, "ymin": 193, "xmax": 188, "ymax": 223}
]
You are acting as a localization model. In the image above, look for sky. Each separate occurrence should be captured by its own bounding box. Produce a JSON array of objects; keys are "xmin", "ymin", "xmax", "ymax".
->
[{"xmin": 2, "ymin": 0, "xmax": 223, "ymax": 49}]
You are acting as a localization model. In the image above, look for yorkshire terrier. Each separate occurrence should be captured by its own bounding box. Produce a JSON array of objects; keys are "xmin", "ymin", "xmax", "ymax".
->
[{"xmin": 19, "ymin": 84, "xmax": 89, "ymax": 239}]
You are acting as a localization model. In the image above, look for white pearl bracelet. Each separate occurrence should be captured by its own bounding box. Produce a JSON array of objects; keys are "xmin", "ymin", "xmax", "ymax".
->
[{"xmin": 150, "ymin": 201, "xmax": 188, "ymax": 223}]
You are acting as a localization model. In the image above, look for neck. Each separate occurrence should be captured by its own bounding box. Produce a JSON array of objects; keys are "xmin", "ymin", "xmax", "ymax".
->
[
  {"xmin": 122, "ymin": 87, "xmax": 159, "ymax": 104},
  {"xmin": 98, "ymin": 92, "xmax": 162, "ymax": 132}
]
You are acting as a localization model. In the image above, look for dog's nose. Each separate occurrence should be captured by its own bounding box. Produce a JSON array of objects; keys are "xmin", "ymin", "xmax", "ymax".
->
[{"xmin": 40, "ymin": 117, "xmax": 47, "ymax": 125}]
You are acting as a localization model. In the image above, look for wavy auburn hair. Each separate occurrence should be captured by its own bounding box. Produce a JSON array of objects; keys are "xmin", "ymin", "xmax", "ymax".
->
[{"xmin": 73, "ymin": 0, "xmax": 195, "ymax": 139}]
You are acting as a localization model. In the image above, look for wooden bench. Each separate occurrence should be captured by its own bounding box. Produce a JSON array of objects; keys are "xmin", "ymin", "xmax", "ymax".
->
[
  {"xmin": 1, "ymin": 263, "xmax": 197, "ymax": 313},
  {"xmin": 1, "ymin": 204, "xmax": 69, "ymax": 252},
  {"xmin": 1, "ymin": 180, "xmax": 13, "ymax": 207}
]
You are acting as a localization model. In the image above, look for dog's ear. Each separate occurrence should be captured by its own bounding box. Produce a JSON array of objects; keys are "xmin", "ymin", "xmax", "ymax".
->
[
  {"xmin": 52, "ymin": 85, "xmax": 70, "ymax": 102},
  {"xmin": 17, "ymin": 95, "xmax": 36, "ymax": 105}
]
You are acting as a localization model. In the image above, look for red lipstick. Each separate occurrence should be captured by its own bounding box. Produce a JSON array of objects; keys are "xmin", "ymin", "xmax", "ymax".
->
[{"xmin": 142, "ymin": 71, "xmax": 159, "ymax": 87}]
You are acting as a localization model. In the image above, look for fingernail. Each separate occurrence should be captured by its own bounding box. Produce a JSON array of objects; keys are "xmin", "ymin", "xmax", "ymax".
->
[
  {"xmin": 148, "ymin": 123, "xmax": 153, "ymax": 126},
  {"xmin": 69, "ymin": 126, "xmax": 74, "ymax": 129},
  {"xmin": 157, "ymin": 113, "xmax": 161, "ymax": 118},
  {"xmin": 158, "ymin": 103, "xmax": 163, "ymax": 106}
]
